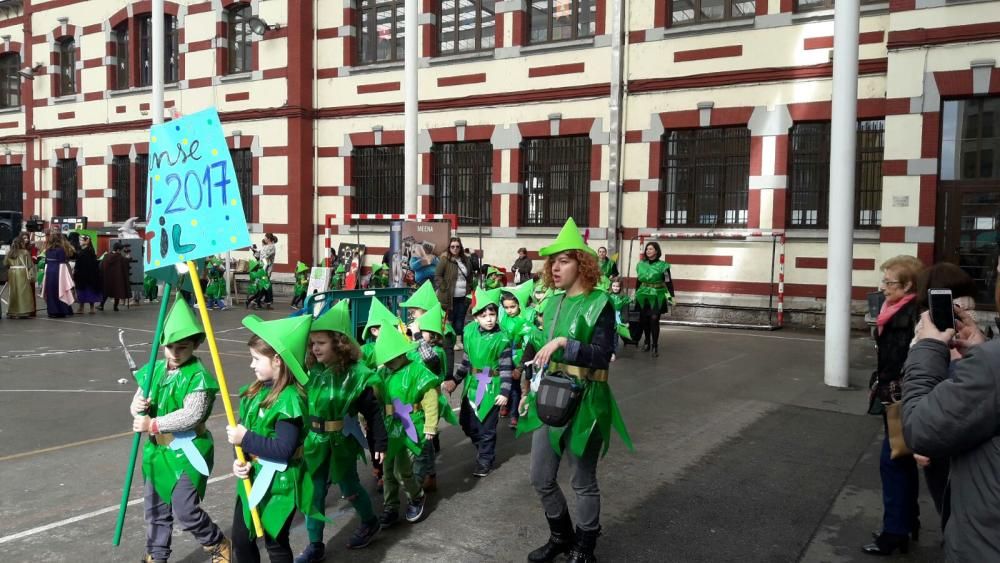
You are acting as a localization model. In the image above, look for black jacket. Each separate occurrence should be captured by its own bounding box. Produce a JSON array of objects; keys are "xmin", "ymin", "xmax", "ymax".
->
[
  {"xmin": 903, "ymin": 339, "xmax": 1000, "ymax": 562},
  {"xmin": 876, "ymin": 299, "xmax": 918, "ymax": 389}
]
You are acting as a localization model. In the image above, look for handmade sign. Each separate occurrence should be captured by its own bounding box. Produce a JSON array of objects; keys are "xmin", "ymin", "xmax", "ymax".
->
[{"xmin": 144, "ymin": 107, "xmax": 252, "ymax": 271}]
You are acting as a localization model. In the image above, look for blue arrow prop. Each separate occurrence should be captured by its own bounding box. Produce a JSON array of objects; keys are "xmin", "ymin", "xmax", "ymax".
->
[
  {"xmin": 168, "ymin": 432, "xmax": 210, "ymax": 476},
  {"xmin": 391, "ymin": 398, "xmax": 419, "ymax": 443},
  {"xmin": 473, "ymin": 367, "xmax": 491, "ymax": 407},
  {"xmin": 247, "ymin": 457, "xmax": 288, "ymax": 509},
  {"xmin": 342, "ymin": 413, "xmax": 368, "ymax": 452}
]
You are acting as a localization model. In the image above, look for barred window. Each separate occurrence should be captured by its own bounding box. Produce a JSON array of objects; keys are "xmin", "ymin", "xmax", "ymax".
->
[
  {"xmin": 521, "ymin": 136, "xmax": 591, "ymax": 227},
  {"xmin": 660, "ymin": 127, "xmax": 750, "ymax": 228},
  {"xmin": 58, "ymin": 38, "xmax": 76, "ymax": 96},
  {"xmin": 787, "ymin": 120, "xmax": 885, "ymax": 229},
  {"xmin": 0, "ymin": 164, "xmax": 22, "ymax": 210},
  {"xmin": 432, "ymin": 142, "xmax": 493, "ymax": 225},
  {"xmin": 529, "ymin": 0, "xmax": 596, "ymax": 44},
  {"xmin": 0, "ymin": 53, "xmax": 19, "ymax": 108},
  {"xmin": 439, "ymin": 1, "xmax": 496, "ymax": 55},
  {"xmin": 136, "ymin": 153, "xmax": 149, "ymax": 220},
  {"xmin": 358, "ymin": 0, "xmax": 405, "ymax": 65},
  {"xmin": 113, "ymin": 22, "xmax": 129, "ymax": 90},
  {"xmin": 227, "ymin": 3, "xmax": 253, "ymax": 74},
  {"xmin": 230, "ymin": 148, "xmax": 254, "ymax": 223},
  {"xmin": 139, "ymin": 14, "xmax": 179, "ymax": 86},
  {"xmin": 111, "ymin": 156, "xmax": 131, "ymax": 222},
  {"xmin": 670, "ymin": 0, "xmax": 754, "ymax": 26},
  {"xmin": 352, "ymin": 145, "xmax": 404, "ymax": 220},
  {"xmin": 57, "ymin": 159, "xmax": 78, "ymax": 215}
]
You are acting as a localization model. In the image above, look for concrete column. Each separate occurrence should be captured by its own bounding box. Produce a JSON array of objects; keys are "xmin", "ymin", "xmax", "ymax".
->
[{"xmin": 403, "ymin": 0, "xmax": 418, "ymax": 215}]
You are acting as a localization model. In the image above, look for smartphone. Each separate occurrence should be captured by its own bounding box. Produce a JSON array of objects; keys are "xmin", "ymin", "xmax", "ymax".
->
[{"xmin": 928, "ymin": 288, "xmax": 956, "ymax": 331}]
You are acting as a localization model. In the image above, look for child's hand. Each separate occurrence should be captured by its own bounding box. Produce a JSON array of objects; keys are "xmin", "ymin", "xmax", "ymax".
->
[
  {"xmin": 226, "ymin": 424, "xmax": 247, "ymax": 445},
  {"xmin": 442, "ymin": 381, "xmax": 457, "ymax": 394},
  {"xmin": 494, "ymin": 395, "xmax": 508, "ymax": 407},
  {"xmin": 511, "ymin": 368, "xmax": 522, "ymax": 381},
  {"xmin": 424, "ymin": 433, "xmax": 435, "ymax": 441},
  {"xmin": 373, "ymin": 451, "xmax": 385, "ymax": 464},
  {"xmin": 132, "ymin": 415, "xmax": 152, "ymax": 433},
  {"xmin": 518, "ymin": 397, "xmax": 529, "ymax": 417},
  {"xmin": 233, "ymin": 459, "xmax": 251, "ymax": 479},
  {"xmin": 130, "ymin": 394, "xmax": 150, "ymax": 416}
]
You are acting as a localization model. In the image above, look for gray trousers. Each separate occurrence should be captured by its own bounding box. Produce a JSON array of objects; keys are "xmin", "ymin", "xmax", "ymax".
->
[
  {"xmin": 529, "ymin": 428, "xmax": 603, "ymax": 532},
  {"xmin": 144, "ymin": 475, "xmax": 224, "ymax": 560}
]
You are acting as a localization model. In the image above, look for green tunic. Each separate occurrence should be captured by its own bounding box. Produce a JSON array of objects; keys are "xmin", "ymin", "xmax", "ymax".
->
[
  {"xmin": 517, "ymin": 291, "xmax": 633, "ymax": 457},
  {"xmin": 608, "ymin": 293, "xmax": 633, "ymax": 339},
  {"xmin": 249, "ymin": 267, "xmax": 271, "ymax": 293},
  {"xmin": 634, "ymin": 260, "xmax": 672, "ymax": 310},
  {"xmin": 462, "ymin": 324, "xmax": 512, "ymax": 421},
  {"xmin": 293, "ymin": 271, "xmax": 309, "ymax": 299},
  {"xmin": 500, "ymin": 307, "xmax": 536, "ymax": 365},
  {"xmin": 136, "ymin": 358, "xmax": 220, "ymax": 503},
  {"xmin": 143, "ymin": 274, "xmax": 159, "ymax": 301},
  {"xmin": 360, "ymin": 341, "xmax": 378, "ymax": 370},
  {"xmin": 235, "ymin": 384, "xmax": 306, "ymax": 539},
  {"xmin": 369, "ymin": 271, "xmax": 388, "ymax": 289},
  {"xmin": 408, "ymin": 342, "xmax": 458, "ymax": 426},
  {"xmin": 205, "ymin": 258, "xmax": 226, "ymax": 300},
  {"xmin": 300, "ymin": 362, "xmax": 379, "ymax": 520},
  {"xmin": 381, "ymin": 361, "xmax": 440, "ymax": 458}
]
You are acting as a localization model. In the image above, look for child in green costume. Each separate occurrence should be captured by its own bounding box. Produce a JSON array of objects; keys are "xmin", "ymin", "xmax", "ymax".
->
[
  {"xmin": 205, "ymin": 256, "xmax": 227, "ymax": 310},
  {"xmin": 291, "ymin": 262, "xmax": 309, "ymax": 309},
  {"xmin": 227, "ymin": 315, "xmax": 311, "ymax": 562},
  {"xmin": 359, "ymin": 297, "xmax": 400, "ymax": 370},
  {"xmin": 295, "ymin": 300, "xmax": 388, "ymax": 563},
  {"xmin": 499, "ymin": 280, "xmax": 536, "ymax": 428},
  {"xmin": 484, "ymin": 266, "xmax": 505, "ymax": 290},
  {"xmin": 608, "ymin": 277, "xmax": 635, "ymax": 353},
  {"xmin": 330, "ymin": 264, "xmax": 346, "ymax": 290},
  {"xmin": 401, "ymin": 280, "xmax": 458, "ymax": 391},
  {"xmin": 129, "ymin": 298, "xmax": 231, "ymax": 563},
  {"xmin": 372, "ymin": 327, "xmax": 438, "ymax": 527},
  {"xmin": 143, "ymin": 273, "xmax": 159, "ymax": 303},
  {"xmin": 442, "ymin": 288, "xmax": 513, "ymax": 478},
  {"xmin": 246, "ymin": 259, "xmax": 273, "ymax": 310},
  {"xmin": 368, "ymin": 262, "xmax": 389, "ymax": 289}
]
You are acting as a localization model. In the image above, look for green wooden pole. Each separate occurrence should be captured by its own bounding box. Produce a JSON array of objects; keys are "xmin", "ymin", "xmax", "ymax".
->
[{"xmin": 112, "ymin": 282, "xmax": 172, "ymax": 546}]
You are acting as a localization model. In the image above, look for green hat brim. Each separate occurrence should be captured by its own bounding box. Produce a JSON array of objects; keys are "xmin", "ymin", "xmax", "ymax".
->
[
  {"xmin": 470, "ymin": 287, "xmax": 503, "ymax": 316},
  {"xmin": 400, "ymin": 280, "xmax": 438, "ymax": 311},
  {"xmin": 373, "ymin": 325, "xmax": 418, "ymax": 367},
  {"xmin": 363, "ymin": 298, "xmax": 401, "ymax": 340},
  {"xmin": 538, "ymin": 217, "xmax": 597, "ymax": 257},
  {"xmin": 296, "ymin": 261, "xmax": 309, "ymax": 273},
  {"xmin": 161, "ymin": 298, "xmax": 206, "ymax": 345},
  {"xmin": 416, "ymin": 303, "xmax": 446, "ymax": 335},
  {"xmin": 311, "ymin": 299, "xmax": 355, "ymax": 342},
  {"xmin": 242, "ymin": 315, "xmax": 311, "ymax": 385}
]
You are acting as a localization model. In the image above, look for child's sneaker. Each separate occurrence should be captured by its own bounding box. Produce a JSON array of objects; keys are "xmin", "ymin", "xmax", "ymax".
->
[
  {"xmin": 379, "ymin": 509, "xmax": 400, "ymax": 528},
  {"xmin": 405, "ymin": 495, "xmax": 426, "ymax": 523},
  {"xmin": 142, "ymin": 555, "xmax": 167, "ymax": 563},
  {"xmin": 472, "ymin": 464, "xmax": 492, "ymax": 478},
  {"xmin": 203, "ymin": 537, "xmax": 232, "ymax": 563},
  {"xmin": 293, "ymin": 542, "xmax": 325, "ymax": 563},
  {"xmin": 347, "ymin": 518, "xmax": 381, "ymax": 549}
]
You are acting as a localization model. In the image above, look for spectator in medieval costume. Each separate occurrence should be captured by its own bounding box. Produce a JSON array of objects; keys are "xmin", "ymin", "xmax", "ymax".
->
[
  {"xmin": 100, "ymin": 243, "xmax": 130, "ymax": 312},
  {"xmin": 73, "ymin": 231, "xmax": 102, "ymax": 314},
  {"xmin": 42, "ymin": 232, "xmax": 75, "ymax": 318},
  {"xmin": 4, "ymin": 237, "xmax": 36, "ymax": 318}
]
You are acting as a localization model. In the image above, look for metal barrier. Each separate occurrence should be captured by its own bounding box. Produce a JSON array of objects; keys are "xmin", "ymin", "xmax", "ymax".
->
[{"xmin": 301, "ymin": 286, "xmax": 413, "ymax": 340}]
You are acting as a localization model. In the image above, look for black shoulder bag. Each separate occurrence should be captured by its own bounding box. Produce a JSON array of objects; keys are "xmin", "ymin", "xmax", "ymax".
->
[{"xmin": 535, "ymin": 295, "xmax": 584, "ymax": 428}]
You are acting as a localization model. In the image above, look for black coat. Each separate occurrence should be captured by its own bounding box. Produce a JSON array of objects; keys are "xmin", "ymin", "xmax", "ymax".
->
[
  {"xmin": 876, "ymin": 299, "xmax": 918, "ymax": 395},
  {"xmin": 73, "ymin": 246, "xmax": 101, "ymax": 292}
]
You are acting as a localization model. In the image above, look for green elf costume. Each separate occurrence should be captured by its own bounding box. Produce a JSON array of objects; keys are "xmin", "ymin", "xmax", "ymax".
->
[
  {"xmin": 232, "ymin": 314, "xmax": 310, "ymax": 553},
  {"xmin": 368, "ymin": 262, "xmax": 389, "ymax": 289},
  {"xmin": 401, "ymin": 279, "xmax": 458, "ymax": 341},
  {"xmin": 634, "ymin": 243, "xmax": 675, "ymax": 356},
  {"xmin": 143, "ymin": 274, "xmax": 159, "ymax": 302},
  {"xmin": 246, "ymin": 259, "xmax": 272, "ymax": 309},
  {"xmin": 517, "ymin": 217, "xmax": 633, "ymax": 563},
  {"xmin": 131, "ymin": 297, "xmax": 230, "ymax": 562},
  {"xmin": 484, "ymin": 266, "xmax": 505, "ymax": 290},
  {"xmin": 445, "ymin": 287, "xmax": 513, "ymax": 476},
  {"xmin": 360, "ymin": 297, "xmax": 403, "ymax": 370},
  {"xmin": 608, "ymin": 289, "xmax": 634, "ymax": 341},
  {"xmin": 373, "ymin": 326, "xmax": 437, "ymax": 526},
  {"xmin": 205, "ymin": 256, "xmax": 226, "ymax": 309},
  {"xmin": 291, "ymin": 262, "xmax": 309, "ymax": 309},
  {"xmin": 500, "ymin": 280, "xmax": 537, "ymax": 425},
  {"xmin": 245, "ymin": 259, "xmax": 261, "ymax": 304},
  {"xmin": 296, "ymin": 300, "xmax": 388, "ymax": 561},
  {"xmin": 330, "ymin": 264, "xmax": 346, "ymax": 290}
]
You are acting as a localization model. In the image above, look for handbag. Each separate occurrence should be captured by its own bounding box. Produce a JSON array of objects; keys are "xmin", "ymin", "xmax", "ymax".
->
[
  {"xmin": 533, "ymin": 295, "xmax": 584, "ymax": 427},
  {"xmin": 885, "ymin": 401, "xmax": 912, "ymax": 459}
]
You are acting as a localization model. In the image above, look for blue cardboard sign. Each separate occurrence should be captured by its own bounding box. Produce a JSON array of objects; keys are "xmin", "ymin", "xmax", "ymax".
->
[{"xmin": 144, "ymin": 107, "xmax": 252, "ymax": 271}]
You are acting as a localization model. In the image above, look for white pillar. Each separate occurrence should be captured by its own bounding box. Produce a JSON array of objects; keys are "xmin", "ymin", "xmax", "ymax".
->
[
  {"xmin": 151, "ymin": 2, "xmax": 164, "ymax": 127},
  {"xmin": 824, "ymin": 0, "xmax": 860, "ymax": 388},
  {"xmin": 403, "ymin": 0, "xmax": 418, "ymax": 215}
]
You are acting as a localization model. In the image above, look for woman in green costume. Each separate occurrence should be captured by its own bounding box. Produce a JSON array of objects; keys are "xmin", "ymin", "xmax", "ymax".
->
[
  {"xmin": 516, "ymin": 217, "xmax": 633, "ymax": 563},
  {"xmin": 227, "ymin": 315, "xmax": 311, "ymax": 563},
  {"xmin": 634, "ymin": 241, "xmax": 675, "ymax": 358},
  {"xmin": 295, "ymin": 300, "xmax": 388, "ymax": 563},
  {"xmin": 129, "ymin": 298, "xmax": 231, "ymax": 562},
  {"xmin": 372, "ymin": 326, "xmax": 438, "ymax": 526}
]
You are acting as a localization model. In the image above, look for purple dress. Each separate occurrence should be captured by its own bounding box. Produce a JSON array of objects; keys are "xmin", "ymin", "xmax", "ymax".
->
[{"xmin": 44, "ymin": 247, "xmax": 74, "ymax": 318}]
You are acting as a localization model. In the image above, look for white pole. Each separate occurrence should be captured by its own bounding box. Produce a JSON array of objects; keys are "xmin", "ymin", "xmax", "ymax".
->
[
  {"xmin": 824, "ymin": 0, "xmax": 860, "ymax": 388},
  {"xmin": 403, "ymin": 0, "xmax": 418, "ymax": 215},
  {"xmin": 152, "ymin": 3, "xmax": 164, "ymax": 127}
]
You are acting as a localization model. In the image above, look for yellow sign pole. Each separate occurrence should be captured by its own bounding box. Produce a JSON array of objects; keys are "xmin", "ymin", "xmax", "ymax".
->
[{"xmin": 186, "ymin": 260, "xmax": 264, "ymax": 537}]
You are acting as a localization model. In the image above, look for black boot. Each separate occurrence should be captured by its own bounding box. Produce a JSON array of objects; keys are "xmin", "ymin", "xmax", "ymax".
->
[
  {"xmin": 862, "ymin": 532, "xmax": 909, "ymax": 556},
  {"xmin": 651, "ymin": 345, "xmax": 659, "ymax": 358},
  {"xmin": 566, "ymin": 527, "xmax": 600, "ymax": 563},
  {"xmin": 527, "ymin": 512, "xmax": 574, "ymax": 563}
]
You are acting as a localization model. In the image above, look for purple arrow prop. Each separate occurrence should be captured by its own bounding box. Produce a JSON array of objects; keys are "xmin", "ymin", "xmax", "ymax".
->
[
  {"xmin": 391, "ymin": 398, "xmax": 419, "ymax": 443},
  {"xmin": 474, "ymin": 367, "xmax": 491, "ymax": 407}
]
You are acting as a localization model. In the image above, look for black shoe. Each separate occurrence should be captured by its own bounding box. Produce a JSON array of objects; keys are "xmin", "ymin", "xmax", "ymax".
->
[
  {"xmin": 871, "ymin": 525, "xmax": 920, "ymax": 542},
  {"xmin": 566, "ymin": 526, "xmax": 600, "ymax": 563},
  {"xmin": 651, "ymin": 347, "xmax": 659, "ymax": 358},
  {"xmin": 347, "ymin": 518, "xmax": 381, "ymax": 549},
  {"xmin": 472, "ymin": 464, "xmax": 492, "ymax": 478},
  {"xmin": 293, "ymin": 542, "xmax": 325, "ymax": 563},
  {"xmin": 862, "ymin": 532, "xmax": 909, "ymax": 556},
  {"xmin": 405, "ymin": 494, "xmax": 426, "ymax": 523},
  {"xmin": 379, "ymin": 509, "xmax": 399, "ymax": 528},
  {"xmin": 528, "ymin": 511, "xmax": 575, "ymax": 563},
  {"xmin": 641, "ymin": 343, "xmax": 650, "ymax": 352}
]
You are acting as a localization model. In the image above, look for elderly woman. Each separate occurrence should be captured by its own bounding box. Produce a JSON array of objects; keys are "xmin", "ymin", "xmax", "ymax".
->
[{"xmin": 864, "ymin": 255, "xmax": 923, "ymax": 556}]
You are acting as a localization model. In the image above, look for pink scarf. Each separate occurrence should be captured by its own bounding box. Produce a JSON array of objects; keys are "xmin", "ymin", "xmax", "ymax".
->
[{"xmin": 877, "ymin": 293, "xmax": 915, "ymax": 336}]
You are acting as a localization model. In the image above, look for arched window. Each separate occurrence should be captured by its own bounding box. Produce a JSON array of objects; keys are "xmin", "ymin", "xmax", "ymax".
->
[
  {"xmin": 113, "ymin": 21, "xmax": 129, "ymax": 90},
  {"xmin": 139, "ymin": 14, "xmax": 178, "ymax": 86},
  {"xmin": 0, "ymin": 53, "xmax": 20, "ymax": 108},
  {"xmin": 227, "ymin": 3, "xmax": 253, "ymax": 74},
  {"xmin": 58, "ymin": 38, "xmax": 76, "ymax": 96}
]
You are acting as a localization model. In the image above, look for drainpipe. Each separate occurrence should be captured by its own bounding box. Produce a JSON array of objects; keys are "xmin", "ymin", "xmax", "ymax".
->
[
  {"xmin": 824, "ymin": 0, "xmax": 860, "ymax": 388},
  {"xmin": 151, "ymin": 0, "xmax": 163, "ymax": 127},
  {"xmin": 606, "ymin": 0, "xmax": 626, "ymax": 256},
  {"xmin": 403, "ymin": 0, "xmax": 417, "ymax": 215}
]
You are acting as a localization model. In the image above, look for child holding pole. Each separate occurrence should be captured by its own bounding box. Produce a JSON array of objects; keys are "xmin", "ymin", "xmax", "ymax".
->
[
  {"xmin": 227, "ymin": 315, "xmax": 311, "ymax": 562},
  {"xmin": 129, "ymin": 298, "xmax": 231, "ymax": 563}
]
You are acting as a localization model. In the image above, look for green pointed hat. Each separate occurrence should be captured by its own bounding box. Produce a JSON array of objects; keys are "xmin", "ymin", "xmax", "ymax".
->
[
  {"xmin": 538, "ymin": 217, "xmax": 597, "ymax": 257},
  {"xmin": 400, "ymin": 280, "xmax": 438, "ymax": 311},
  {"xmin": 371, "ymin": 262, "xmax": 386, "ymax": 274},
  {"xmin": 416, "ymin": 303, "xmax": 446, "ymax": 336},
  {"xmin": 469, "ymin": 287, "xmax": 502, "ymax": 316},
  {"xmin": 296, "ymin": 261, "xmax": 309, "ymax": 274},
  {"xmin": 502, "ymin": 279, "xmax": 535, "ymax": 310},
  {"xmin": 311, "ymin": 299, "xmax": 353, "ymax": 340},
  {"xmin": 161, "ymin": 298, "xmax": 206, "ymax": 345},
  {"xmin": 248, "ymin": 258, "xmax": 260, "ymax": 272},
  {"xmin": 363, "ymin": 298, "xmax": 401, "ymax": 340},
  {"xmin": 373, "ymin": 323, "xmax": 417, "ymax": 367},
  {"xmin": 487, "ymin": 266, "xmax": 501, "ymax": 277},
  {"xmin": 335, "ymin": 264, "xmax": 346, "ymax": 274},
  {"xmin": 242, "ymin": 314, "xmax": 312, "ymax": 385}
]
